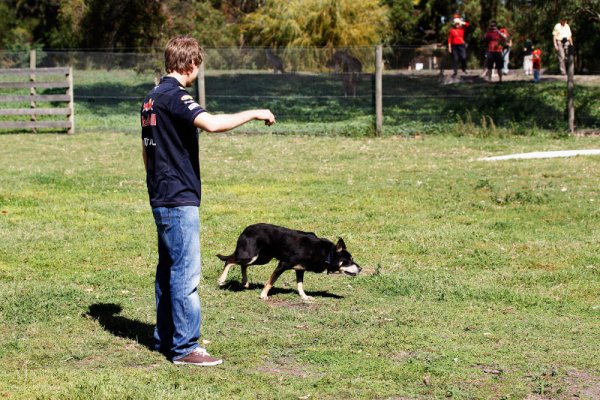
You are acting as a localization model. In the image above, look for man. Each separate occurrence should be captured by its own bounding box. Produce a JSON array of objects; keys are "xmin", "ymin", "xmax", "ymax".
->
[
  {"xmin": 447, "ymin": 16, "xmax": 470, "ymax": 77},
  {"xmin": 141, "ymin": 36, "xmax": 275, "ymax": 366},
  {"xmin": 553, "ymin": 18, "xmax": 574, "ymax": 75},
  {"xmin": 484, "ymin": 21, "xmax": 508, "ymax": 82}
]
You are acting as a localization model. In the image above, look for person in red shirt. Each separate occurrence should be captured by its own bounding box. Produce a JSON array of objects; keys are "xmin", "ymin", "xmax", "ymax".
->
[
  {"xmin": 484, "ymin": 21, "xmax": 508, "ymax": 82},
  {"xmin": 532, "ymin": 48, "xmax": 542, "ymax": 83},
  {"xmin": 448, "ymin": 16, "xmax": 470, "ymax": 77}
]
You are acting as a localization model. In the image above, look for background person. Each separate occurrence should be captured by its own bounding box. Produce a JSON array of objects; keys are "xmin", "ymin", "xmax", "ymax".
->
[
  {"xmin": 532, "ymin": 47, "xmax": 542, "ymax": 83},
  {"xmin": 522, "ymin": 39, "xmax": 533, "ymax": 75},
  {"xmin": 499, "ymin": 26, "xmax": 512, "ymax": 75},
  {"xmin": 484, "ymin": 21, "xmax": 507, "ymax": 82},
  {"xmin": 448, "ymin": 15, "xmax": 470, "ymax": 77},
  {"xmin": 552, "ymin": 17, "xmax": 573, "ymax": 75},
  {"xmin": 141, "ymin": 36, "xmax": 275, "ymax": 367}
]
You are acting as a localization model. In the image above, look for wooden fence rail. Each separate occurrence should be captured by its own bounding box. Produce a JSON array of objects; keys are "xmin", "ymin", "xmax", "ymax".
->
[{"xmin": 0, "ymin": 66, "xmax": 74, "ymax": 134}]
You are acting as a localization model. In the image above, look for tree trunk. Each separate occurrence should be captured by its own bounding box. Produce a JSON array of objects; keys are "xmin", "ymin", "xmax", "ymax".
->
[{"xmin": 480, "ymin": 0, "xmax": 499, "ymax": 32}]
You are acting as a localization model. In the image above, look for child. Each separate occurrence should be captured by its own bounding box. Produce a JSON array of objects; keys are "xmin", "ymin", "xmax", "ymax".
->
[{"xmin": 532, "ymin": 48, "xmax": 542, "ymax": 83}]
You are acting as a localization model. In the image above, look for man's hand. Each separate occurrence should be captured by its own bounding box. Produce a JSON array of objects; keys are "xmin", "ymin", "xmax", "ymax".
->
[{"xmin": 256, "ymin": 109, "xmax": 275, "ymax": 126}]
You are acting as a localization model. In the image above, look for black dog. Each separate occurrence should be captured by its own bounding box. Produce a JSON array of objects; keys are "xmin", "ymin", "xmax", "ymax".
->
[{"xmin": 217, "ymin": 223, "xmax": 361, "ymax": 301}]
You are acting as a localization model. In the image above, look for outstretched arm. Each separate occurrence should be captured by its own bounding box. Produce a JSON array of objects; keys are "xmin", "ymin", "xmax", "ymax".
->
[{"xmin": 194, "ymin": 109, "xmax": 275, "ymax": 133}]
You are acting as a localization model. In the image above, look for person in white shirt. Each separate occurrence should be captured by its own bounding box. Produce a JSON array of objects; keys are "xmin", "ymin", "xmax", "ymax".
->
[{"xmin": 552, "ymin": 18, "xmax": 573, "ymax": 75}]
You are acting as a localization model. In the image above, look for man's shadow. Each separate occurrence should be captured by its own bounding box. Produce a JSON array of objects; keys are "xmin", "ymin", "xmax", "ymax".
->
[{"xmin": 86, "ymin": 303, "xmax": 155, "ymax": 352}]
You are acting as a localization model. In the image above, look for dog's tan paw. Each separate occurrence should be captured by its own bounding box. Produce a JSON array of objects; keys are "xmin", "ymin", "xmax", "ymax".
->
[
  {"xmin": 217, "ymin": 280, "xmax": 226, "ymax": 287},
  {"xmin": 301, "ymin": 296, "xmax": 314, "ymax": 302}
]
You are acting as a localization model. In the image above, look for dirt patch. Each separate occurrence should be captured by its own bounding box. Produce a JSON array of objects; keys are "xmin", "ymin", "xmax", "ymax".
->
[
  {"xmin": 267, "ymin": 298, "xmax": 320, "ymax": 310},
  {"xmin": 574, "ymin": 130, "xmax": 600, "ymax": 137},
  {"xmin": 526, "ymin": 368, "xmax": 600, "ymax": 399},
  {"xmin": 391, "ymin": 351, "xmax": 415, "ymax": 363},
  {"xmin": 70, "ymin": 355, "xmax": 104, "ymax": 367},
  {"xmin": 257, "ymin": 358, "xmax": 322, "ymax": 379},
  {"xmin": 475, "ymin": 364, "xmax": 505, "ymax": 376},
  {"xmin": 565, "ymin": 370, "xmax": 600, "ymax": 399}
]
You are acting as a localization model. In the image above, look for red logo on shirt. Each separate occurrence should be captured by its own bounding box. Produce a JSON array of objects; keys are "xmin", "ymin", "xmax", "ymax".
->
[
  {"xmin": 141, "ymin": 114, "xmax": 157, "ymax": 127},
  {"xmin": 142, "ymin": 98, "xmax": 154, "ymax": 112}
]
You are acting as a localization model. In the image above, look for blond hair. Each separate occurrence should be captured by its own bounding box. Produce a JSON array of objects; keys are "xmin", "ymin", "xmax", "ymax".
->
[{"xmin": 164, "ymin": 36, "xmax": 204, "ymax": 74}]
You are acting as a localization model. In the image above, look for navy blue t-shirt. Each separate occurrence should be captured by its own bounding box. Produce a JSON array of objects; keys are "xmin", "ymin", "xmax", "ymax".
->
[{"xmin": 141, "ymin": 76, "xmax": 206, "ymax": 207}]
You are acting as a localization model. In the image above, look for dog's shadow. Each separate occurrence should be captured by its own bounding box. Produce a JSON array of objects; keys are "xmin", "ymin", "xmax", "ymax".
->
[
  {"xmin": 219, "ymin": 281, "xmax": 344, "ymax": 299},
  {"xmin": 86, "ymin": 303, "xmax": 155, "ymax": 352}
]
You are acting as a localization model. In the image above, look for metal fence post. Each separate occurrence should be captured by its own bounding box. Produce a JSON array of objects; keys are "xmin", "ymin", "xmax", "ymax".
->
[
  {"xmin": 30, "ymin": 49, "xmax": 37, "ymax": 133},
  {"xmin": 375, "ymin": 45, "xmax": 383, "ymax": 136},
  {"xmin": 67, "ymin": 67, "xmax": 75, "ymax": 134},
  {"xmin": 566, "ymin": 42, "xmax": 575, "ymax": 134},
  {"xmin": 198, "ymin": 61, "xmax": 206, "ymax": 109}
]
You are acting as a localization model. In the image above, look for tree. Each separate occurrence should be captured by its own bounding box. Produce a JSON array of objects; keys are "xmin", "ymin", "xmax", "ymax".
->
[
  {"xmin": 241, "ymin": 0, "xmax": 391, "ymax": 48},
  {"xmin": 0, "ymin": 2, "xmax": 21, "ymax": 49},
  {"xmin": 381, "ymin": 0, "xmax": 420, "ymax": 45},
  {"xmin": 507, "ymin": 0, "xmax": 600, "ymax": 72},
  {"xmin": 79, "ymin": 0, "xmax": 165, "ymax": 50},
  {"xmin": 480, "ymin": 0, "xmax": 500, "ymax": 32},
  {"xmin": 161, "ymin": 0, "xmax": 237, "ymax": 47},
  {"xmin": 578, "ymin": 0, "xmax": 600, "ymax": 23},
  {"xmin": 47, "ymin": 0, "xmax": 86, "ymax": 48},
  {"xmin": 212, "ymin": 0, "xmax": 264, "ymax": 23}
]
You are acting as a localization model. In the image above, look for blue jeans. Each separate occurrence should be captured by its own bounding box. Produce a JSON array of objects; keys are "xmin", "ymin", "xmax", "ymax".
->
[
  {"xmin": 152, "ymin": 206, "xmax": 201, "ymax": 361},
  {"xmin": 502, "ymin": 49, "xmax": 510, "ymax": 74}
]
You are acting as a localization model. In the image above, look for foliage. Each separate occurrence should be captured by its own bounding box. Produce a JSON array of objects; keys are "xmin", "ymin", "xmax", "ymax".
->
[
  {"xmin": 211, "ymin": 0, "xmax": 264, "ymax": 23},
  {"xmin": 508, "ymin": 0, "xmax": 600, "ymax": 72},
  {"xmin": 381, "ymin": 0, "xmax": 420, "ymax": 45},
  {"xmin": 241, "ymin": 0, "xmax": 391, "ymax": 48},
  {"xmin": 79, "ymin": 0, "xmax": 165, "ymax": 50},
  {"xmin": 46, "ymin": 0, "xmax": 86, "ymax": 48},
  {"xmin": 0, "ymin": 0, "xmax": 599, "ymax": 71},
  {"xmin": 160, "ymin": 0, "xmax": 238, "ymax": 48}
]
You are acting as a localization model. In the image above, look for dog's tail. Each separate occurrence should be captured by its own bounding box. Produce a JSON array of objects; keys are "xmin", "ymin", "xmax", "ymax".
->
[{"xmin": 217, "ymin": 253, "xmax": 236, "ymax": 263}]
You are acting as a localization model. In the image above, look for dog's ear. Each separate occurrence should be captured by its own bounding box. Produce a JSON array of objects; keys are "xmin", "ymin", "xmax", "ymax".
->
[{"xmin": 336, "ymin": 238, "xmax": 346, "ymax": 252}]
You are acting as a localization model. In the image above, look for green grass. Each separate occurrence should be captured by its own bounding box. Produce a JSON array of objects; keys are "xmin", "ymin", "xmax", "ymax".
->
[
  {"xmin": 3, "ymin": 68, "xmax": 597, "ymax": 136},
  {"xmin": 60, "ymin": 69, "xmax": 600, "ymax": 135},
  {"xmin": 1, "ymin": 131, "xmax": 600, "ymax": 399}
]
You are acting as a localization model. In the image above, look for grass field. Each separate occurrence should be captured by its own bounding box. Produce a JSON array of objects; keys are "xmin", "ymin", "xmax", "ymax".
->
[
  {"xmin": 1, "ymin": 131, "xmax": 599, "ymax": 399},
  {"xmin": 68, "ymin": 69, "xmax": 600, "ymax": 136},
  {"xmin": 2, "ymin": 67, "xmax": 598, "ymax": 136}
]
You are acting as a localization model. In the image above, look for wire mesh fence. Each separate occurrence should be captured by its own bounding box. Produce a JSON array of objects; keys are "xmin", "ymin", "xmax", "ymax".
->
[{"xmin": 1, "ymin": 47, "xmax": 598, "ymax": 135}]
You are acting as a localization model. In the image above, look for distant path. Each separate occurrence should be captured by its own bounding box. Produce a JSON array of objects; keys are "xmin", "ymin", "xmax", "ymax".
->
[
  {"xmin": 480, "ymin": 149, "xmax": 600, "ymax": 161},
  {"xmin": 392, "ymin": 69, "xmax": 600, "ymax": 86}
]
